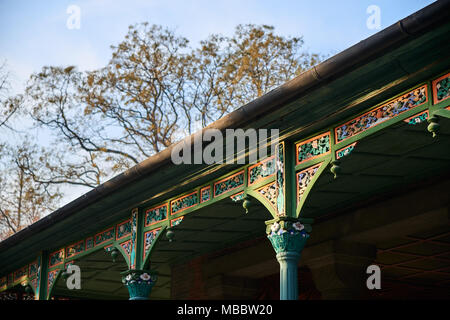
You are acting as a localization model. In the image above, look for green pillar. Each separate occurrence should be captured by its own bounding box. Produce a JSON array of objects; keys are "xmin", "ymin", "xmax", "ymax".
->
[
  {"xmin": 37, "ymin": 251, "xmax": 49, "ymax": 300},
  {"xmin": 267, "ymin": 219, "xmax": 309, "ymax": 300},
  {"xmin": 121, "ymin": 269, "xmax": 157, "ymax": 300}
]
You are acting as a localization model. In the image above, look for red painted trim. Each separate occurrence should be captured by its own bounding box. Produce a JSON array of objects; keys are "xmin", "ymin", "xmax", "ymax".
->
[
  {"xmin": 432, "ymin": 72, "xmax": 450, "ymax": 104},
  {"xmin": 200, "ymin": 186, "xmax": 211, "ymax": 203},
  {"xmin": 13, "ymin": 266, "xmax": 28, "ymax": 282},
  {"xmin": 295, "ymin": 132, "xmax": 331, "ymax": 165},
  {"xmin": 116, "ymin": 218, "xmax": 132, "ymax": 241},
  {"xmin": 335, "ymin": 85, "xmax": 428, "ymax": 144},
  {"xmin": 119, "ymin": 239, "xmax": 132, "ymax": 263},
  {"xmin": 402, "ymin": 110, "xmax": 429, "ymax": 124},
  {"xmin": 255, "ymin": 182, "xmax": 277, "ymax": 213},
  {"xmin": 213, "ymin": 170, "xmax": 245, "ymax": 197},
  {"xmin": 335, "ymin": 142, "xmax": 358, "ymax": 160},
  {"xmin": 296, "ymin": 163, "xmax": 323, "ymax": 205},
  {"xmin": 170, "ymin": 191, "xmax": 198, "ymax": 215},
  {"xmin": 170, "ymin": 217, "xmax": 184, "ymax": 227},
  {"xmin": 142, "ymin": 228, "xmax": 162, "ymax": 262},
  {"xmin": 48, "ymin": 248, "xmax": 65, "ymax": 268},
  {"xmin": 65, "ymin": 240, "xmax": 85, "ymax": 259},
  {"xmin": 94, "ymin": 226, "xmax": 115, "ymax": 247},
  {"xmin": 144, "ymin": 203, "xmax": 168, "ymax": 227},
  {"xmin": 28, "ymin": 260, "xmax": 38, "ymax": 277},
  {"xmin": 85, "ymin": 237, "xmax": 94, "ymax": 251},
  {"xmin": 247, "ymin": 155, "xmax": 276, "ymax": 185}
]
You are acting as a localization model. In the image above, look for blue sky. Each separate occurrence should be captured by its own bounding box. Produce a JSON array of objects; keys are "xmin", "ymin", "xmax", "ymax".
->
[
  {"xmin": 0, "ymin": 0, "xmax": 434, "ymax": 94},
  {"xmin": 0, "ymin": 0, "xmax": 435, "ymax": 205}
]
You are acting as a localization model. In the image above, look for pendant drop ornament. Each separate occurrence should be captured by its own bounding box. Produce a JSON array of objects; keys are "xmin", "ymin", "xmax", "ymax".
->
[
  {"xmin": 427, "ymin": 115, "xmax": 440, "ymax": 138},
  {"xmin": 243, "ymin": 196, "xmax": 252, "ymax": 214},
  {"xmin": 111, "ymin": 248, "xmax": 119, "ymax": 263},
  {"xmin": 166, "ymin": 228, "xmax": 175, "ymax": 242},
  {"xmin": 330, "ymin": 160, "xmax": 341, "ymax": 179}
]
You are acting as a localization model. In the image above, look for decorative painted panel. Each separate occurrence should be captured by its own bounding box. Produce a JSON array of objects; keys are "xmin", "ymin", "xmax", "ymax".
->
[
  {"xmin": 29, "ymin": 261, "xmax": 38, "ymax": 278},
  {"xmin": 230, "ymin": 191, "xmax": 245, "ymax": 202},
  {"xmin": 145, "ymin": 204, "xmax": 168, "ymax": 226},
  {"xmin": 432, "ymin": 72, "xmax": 450, "ymax": 104},
  {"xmin": 200, "ymin": 186, "xmax": 211, "ymax": 203},
  {"xmin": 120, "ymin": 240, "xmax": 132, "ymax": 262},
  {"xmin": 403, "ymin": 110, "xmax": 429, "ymax": 125},
  {"xmin": 248, "ymin": 156, "xmax": 276, "ymax": 185},
  {"xmin": 336, "ymin": 142, "xmax": 357, "ymax": 160},
  {"xmin": 296, "ymin": 132, "xmax": 330, "ymax": 165},
  {"xmin": 49, "ymin": 249, "xmax": 64, "ymax": 268},
  {"xmin": 47, "ymin": 270, "xmax": 58, "ymax": 293},
  {"xmin": 171, "ymin": 191, "xmax": 199, "ymax": 215},
  {"xmin": 297, "ymin": 163, "xmax": 323, "ymax": 203},
  {"xmin": 94, "ymin": 227, "xmax": 115, "ymax": 247},
  {"xmin": 143, "ymin": 228, "xmax": 161, "ymax": 261},
  {"xmin": 130, "ymin": 208, "xmax": 138, "ymax": 269},
  {"xmin": 335, "ymin": 85, "xmax": 428, "ymax": 142},
  {"xmin": 14, "ymin": 266, "xmax": 28, "ymax": 282},
  {"xmin": 214, "ymin": 171, "xmax": 244, "ymax": 197},
  {"xmin": 65, "ymin": 261, "xmax": 75, "ymax": 269},
  {"xmin": 116, "ymin": 219, "xmax": 132, "ymax": 240},
  {"xmin": 256, "ymin": 182, "xmax": 277, "ymax": 213},
  {"xmin": 30, "ymin": 278, "xmax": 38, "ymax": 293},
  {"xmin": 66, "ymin": 240, "xmax": 84, "ymax": 259},
  {"xmin": 85, "ymin": 237, "xmax": 94, "ymax": 250},
  {"xmin": 276, "ymin": 142, "xmax": 285, "ymax": 216},
  {"xmin": 171, "ymin": 217, "xmax": 184, "ymax": 227}
]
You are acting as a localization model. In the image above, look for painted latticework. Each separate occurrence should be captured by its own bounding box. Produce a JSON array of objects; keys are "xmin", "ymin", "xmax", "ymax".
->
[
  {"xmin": 85, "ymin": 237, "xmax": 94, "ymax": 250},
  {"xmin": 335, "ymin": 85, "xmax": 428, "ymax": 142},
  {"xmin": 336, "ymin": 142, "xmax": 357, "ymax": 160},
  {"xmin": 143, "ymin": 228, "xmax": 161, "ymax": 261},
  {"xmin": 171, "ymin": 217, "xmax": 183, "ymax": 227},
  {"xmin": 276, "ymin": 142, "xmax": 285, "ymax": 216},
  {"xmin": 230, "ymin": 192, "xmax": 244, "ymax": 202},
  {"xmin": 297, "ymin": 163, "xmax": 322, "ymax": 203},
  {"xmin": 116, "ymin": 219, "xmax": 132, "ymax": 240},
  {"xmin": 200, "ymin": 186, "xmax": 211, "ymax": 203},
  {"xmin": 49, "ymin": 249, "xmax": 64, "ymax": 268},
  {"xmin": 66, "ymin": 241, "xmax": 84, "ymax": 259},
  {"xmin": 94, "ymin": 227, "xmax": 115, "ymax": 246},
  {"xmin": 171, "ymin": 191, "xmax": 199, "ymax": 215},
  {"xmin": 256, "ymin": 182, "xmax": 277, "ymax": 212},
  {"xmin": 28, "ymin": 261, "xmax": 38, "ymax": 277},
  {"xmin": 145, "ymin": 204, "xmax": 168, "ymax": 226},
  {"xmin": 248, "ymin": 156, "xmax": 275, "ymax": 185},
  {"xmin": 404, "ymin": 110, "xmax": 429, "ymax": 125},
  {"xmin": 13, "ymin": 266, "xmax": 27, "ymax": 282},
  {"xmin": 130, "ymin": 209, "xmax": 138, "ymax": 269},
  {"xmin": 296, "ymin": 133, "xmax": 330, "ymax": 164},
  {"xmin": 120, "ymin": 240, "xmax": 132, "ymax": 262},
  {"xmin": 433, "ymin": 72, "xmax": 450, "ymax": 104},
  {"xmin": 47, "ymin": 270, "xmax": 58, "ymax": 295},
  {"xmin": 214, "ymin": 171, "xmax": 244, "ymax": 196}
]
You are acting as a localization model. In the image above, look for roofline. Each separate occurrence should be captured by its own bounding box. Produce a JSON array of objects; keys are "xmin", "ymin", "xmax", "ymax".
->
[{"xmin": 1, "ymin": 0, "xmax": 449, "ymax": 251}]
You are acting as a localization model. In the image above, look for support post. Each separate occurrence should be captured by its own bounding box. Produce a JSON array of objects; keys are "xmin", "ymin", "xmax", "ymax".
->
[
  {"xmin": 37, "ymin": 251, "xmax": 49, "ymax": 300},
  {"xmin": 266, "ymin": 219, "xmax": 310, "ymax": 300}
]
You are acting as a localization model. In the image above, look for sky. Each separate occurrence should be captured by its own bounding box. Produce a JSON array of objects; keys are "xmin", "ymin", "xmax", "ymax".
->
[
  {"xmin": 0, "ymin": 0, "xmax": 435, "ymax": 94},
  {"xmin": 0, "ymin": 0, "xmax": 435, "ymax": 205}
]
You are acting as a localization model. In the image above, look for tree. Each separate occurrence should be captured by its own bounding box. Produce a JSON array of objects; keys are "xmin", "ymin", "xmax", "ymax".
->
[
  {"xmin": 0, "ymin": 143, "xmax": 62, "ymax": 240},
  {"xmin": 0, "ymin": 60, "xmax": 21, "ymax": 129},
  {"xmin": 23, "ymin": 23, "xmax": 322, "ymax": 189}
]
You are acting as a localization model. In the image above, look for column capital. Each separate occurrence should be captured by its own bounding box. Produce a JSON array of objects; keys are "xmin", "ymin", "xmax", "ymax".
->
[
  {"xmin": 266, "ymin": 218, "xmax": 310, "ymax": 255},
  {"xmin": 121, "ymin": 269, "xmax": 157, "ymax": 300}
]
